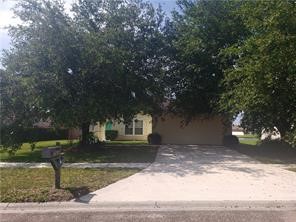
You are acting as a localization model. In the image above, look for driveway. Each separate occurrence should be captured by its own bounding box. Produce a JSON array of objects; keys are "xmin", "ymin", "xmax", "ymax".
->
[{"xmin": 79, "ymin": 145, "xmax": 296, "ymax": 202}]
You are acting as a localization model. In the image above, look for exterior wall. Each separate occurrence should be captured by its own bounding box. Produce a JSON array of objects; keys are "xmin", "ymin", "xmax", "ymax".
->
[
  {"xmin": 93, "ymin": 114, "xmax": 152, "ymax": 141},
  {"xmin": 152, "ymin": 114, "xmax": 229, "ymax": 145},
  {"xmin": 113, "ymin": 114, "xmax": 152, "ymax": 141},
  {"xmin": 232, "ymin": 131, "xmax": 244, "ymax": 136}
]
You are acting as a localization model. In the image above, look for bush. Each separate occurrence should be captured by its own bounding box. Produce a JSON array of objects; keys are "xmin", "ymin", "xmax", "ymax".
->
[
  {"xmin": 147, "ymin": 133, "xmax": 161, "ymax": 145},
  {"xmin": 285, "ymin": 129, "xmax": 296, "ymax": 148},
  {"xmin": 22, "ymin": 128, "xmax": 68, "ymax": 142},
  {"xmin": 105, "ymin": 130, "xmax": 118, "ymax": 141},
  {"xmin": 1, "ymin": 127, "xmax": 68, "ymax": 144},
  {"xmin": 0, "ymin": 126, "xmax": 69, "ymax": 153},
  {"xmin": 223, "ymin": 135, "xmax": 239, "ymax": 148}
]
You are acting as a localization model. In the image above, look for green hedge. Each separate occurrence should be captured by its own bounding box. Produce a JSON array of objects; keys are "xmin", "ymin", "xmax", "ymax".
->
[
  {"xmin": 1, "ymin": 127, "xmax": 68, "ymax": 144},
  {"xmin": 105, "ymin": 130, "xmax": 118, "ymax": 141}
]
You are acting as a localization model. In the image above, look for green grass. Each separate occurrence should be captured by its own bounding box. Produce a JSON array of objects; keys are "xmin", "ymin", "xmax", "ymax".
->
[
  {"xmin": 0, "ymin": 140, "xmax": 77, "ymax": 162},
  {"xmin": 0, "ymin": 168, "xmax": 139, "ymax": 202},
  {"xmin": 236, "ymin": 141, "xmax": 296, "ymax": 164},
  {"xmin": 65, "ymin": 145, "xmax": 158, "ymax": 163},
  {"xmin": 239, "ymin": 139, "xmax": 259, "ymax": 145},
  {"xmin": 104, "ymin": 140, "xmax": 148, "ymax": 145},
  {"xmin": 237, "ymin": 134, "xmax": 258, "ymax": 139},
  {"xmin": 0, "ymin": 140, "xmax": 158, "ymax": 163},
  {"xmin": 238, "ymin": 134, "xmax": 259, "ymax": 145}
]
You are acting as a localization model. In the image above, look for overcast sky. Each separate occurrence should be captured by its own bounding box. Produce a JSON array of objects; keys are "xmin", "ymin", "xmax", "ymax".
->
[{"xmin": 0, "ymin": 0, "xmax": 177, "ymax": 52}]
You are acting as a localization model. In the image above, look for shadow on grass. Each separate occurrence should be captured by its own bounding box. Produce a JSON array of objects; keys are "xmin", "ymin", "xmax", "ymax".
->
[
  {"xmin": 64, "ymin": 186, "xmax": 91, "ymax": 198},
  {"xmin": 64, "ymin": 145, "xmax": 158, "ymax": 163},
  {"xmin": 0, "ymin": 143, "xmax": 158, "ymax": 163},
  {"xmin": 236, "ymin": 141, "xmax": 296, "ymax": 164}
]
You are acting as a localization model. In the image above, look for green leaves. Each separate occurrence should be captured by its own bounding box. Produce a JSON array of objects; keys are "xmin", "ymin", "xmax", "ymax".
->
[
  {"xmin": 1, "ymin": 0, "xmax": 167, "ymax": 148},
  {"xmin": 220, "ymin": 0, "xmax": 296, "ymax": 138},
  {"xmin": 167, "ymin": 0, "xmax": 248, "ymax": 118}
]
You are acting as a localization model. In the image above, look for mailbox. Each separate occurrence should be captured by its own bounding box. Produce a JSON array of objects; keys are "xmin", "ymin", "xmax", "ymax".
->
[
  {"xmin": 42, "ymin": 146, "xmax": 62, "ymax": 159},
  {"xmin": 42, "ymin": 146, "xmax": 64, "ymax": 189}
]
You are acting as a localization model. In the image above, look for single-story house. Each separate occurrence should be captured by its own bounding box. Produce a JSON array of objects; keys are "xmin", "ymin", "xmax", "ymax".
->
[
  {"xmin": 232, "ymin": 125, "xmax": 245, "ymax": 136},
  {"xmin": 92, "ymin": 113, "xmax": 231, "ymax": 145},
  {"xmin": 152, "ymin": 114, "xmax": 231, "ymax": 145},
  {"xmin": 91, "ymin": 114, "xmax": 152, "ymax": 141}
]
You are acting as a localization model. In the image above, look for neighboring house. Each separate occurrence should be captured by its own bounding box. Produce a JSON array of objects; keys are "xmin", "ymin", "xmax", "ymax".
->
[
  {"xmin": 92, "ymin": 114, "xmax": 152, "ymax": 141},
  {"xmin": 232, "ymin": 125, "xmax": 245, "ymax": 136},
  {"xmin": 152, "ymin": 114, "xmax": 232, "ymax": 145},
  {"xmin": 261, "ymin": 127, "xmax": 281, "ymax": 140}
]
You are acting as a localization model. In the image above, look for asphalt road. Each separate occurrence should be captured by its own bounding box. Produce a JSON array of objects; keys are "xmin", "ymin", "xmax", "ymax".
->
[{"xmin": 1, "ymin": 210, "xmax": 296, "ymax": 222}]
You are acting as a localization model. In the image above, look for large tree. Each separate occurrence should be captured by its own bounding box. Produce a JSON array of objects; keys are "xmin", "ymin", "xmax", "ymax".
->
[
  {"xmin": 165, "ymin": 0, "xmax": 248, "ymax": 119},
  {"xmin": 1, "ymin": 0, "xmax": 166, "ymax": 147},
  {"xmin": 220, "ymin": 0, "xmax": 296, "ymax": 138}
]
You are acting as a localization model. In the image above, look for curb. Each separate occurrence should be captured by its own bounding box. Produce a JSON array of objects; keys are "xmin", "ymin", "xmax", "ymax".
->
[{"xmin": 1, "ymin": 200, "xmax": 296, "ymax": 213}]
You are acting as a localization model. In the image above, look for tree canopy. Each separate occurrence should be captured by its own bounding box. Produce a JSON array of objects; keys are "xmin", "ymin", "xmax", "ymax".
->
[
  {"xmin": 220, "ymin": 0, "xmax": 296, "ymax": 138},
  {"xmin": 1, "ymin": 0, "xmax": 295, "ymax": 149},
  {"xmin": 1, "ymin": 0, "xmax": 167, "ymax": 146},
  {"xmin": 165, "ymin": 0, "xmax": 248, "ymax": 119}
]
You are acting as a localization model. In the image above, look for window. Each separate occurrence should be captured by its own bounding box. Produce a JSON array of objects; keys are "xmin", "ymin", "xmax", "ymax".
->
[
  {"xmin": 125, "ymin": 122, "xmax": 133, "ymax": 135},
  {"xmin": 134, "ymin": 120, "xmax": 143, "ymax": 135},
  {"xmin": 124, "ymin": 119, "xmax": 144, "ymax": 135}
]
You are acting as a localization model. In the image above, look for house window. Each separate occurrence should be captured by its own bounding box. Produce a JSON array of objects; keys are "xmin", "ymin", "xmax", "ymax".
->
[
  {"xmin": 125, "ymin": 122, "xmax": 133, "ymax": 135},
  {"xmin": 124, "ymin": 119, "xmax": 144, "ymax": 135},
  {"xmin": 134, "ymin": 120, "xmax": 143, "ymax": 135}
]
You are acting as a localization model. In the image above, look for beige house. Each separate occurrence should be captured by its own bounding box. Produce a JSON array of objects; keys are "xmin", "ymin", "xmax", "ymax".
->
[
  {"xmin": 152, "ymin": 114, "xmax": 231, "ymax": 145},
  {"xmin": 90, "ymin": 112, "xmax": 230, "ymax": 145},
  {"xmin": 91, "ymin": 114, "xmax": 152, "ymax": 141}
]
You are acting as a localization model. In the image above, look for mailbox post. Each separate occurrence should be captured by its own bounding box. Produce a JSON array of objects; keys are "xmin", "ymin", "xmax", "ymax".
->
[{"xmin": 42, "ymin": 146, "xmax": 64, "ymax": 189}]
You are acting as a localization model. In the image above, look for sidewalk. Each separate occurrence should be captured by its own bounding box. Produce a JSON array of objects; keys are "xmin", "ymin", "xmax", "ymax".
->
[{"xmin": 0, "ymin": 162, "xmax": 150, "ymax": 169}]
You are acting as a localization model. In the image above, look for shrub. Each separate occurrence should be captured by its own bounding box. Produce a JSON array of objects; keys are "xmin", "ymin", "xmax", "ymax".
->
[
  {"xmin": 0, "ymin": 127, "xmax": 68, "ymax": 145},
  {"xmin": 0, "ymin": 127, "xmax": 69, "ymax": 153},
  {"xmin": 22, "ymin": 128, "xmax": 69, "ymax": 142},
  {"xmin": 147, "ymin": 133, "xmax": 161, "ymax": 145},
  {"xmin": 285, "ymin": 129, "xmax": 296, "ymax": 148},
  {"xmin": 105, "ymin": 130, "xmax": 118, "ymax": 141},
  {"xmin": 223, "ymin": 135, "xmax": 239, "ymax": 148},
  {"xmin": 80, "ymin": 132, "xmax": 99, "ymax": 145}
]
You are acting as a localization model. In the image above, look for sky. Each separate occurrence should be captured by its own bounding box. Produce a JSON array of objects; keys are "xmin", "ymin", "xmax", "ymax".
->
[{"xmin": 0, "ymin": 0, "xmax": 177, "ymax": 52}]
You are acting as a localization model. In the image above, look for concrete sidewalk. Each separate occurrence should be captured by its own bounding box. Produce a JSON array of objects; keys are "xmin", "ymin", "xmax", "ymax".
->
[
  {"xmin": 78, "ymin": 145, "xmax": 296, "ymax": 203},
  {"xmin": 0, "ymin": 162, "xmax": 150, "ymax": 169}
]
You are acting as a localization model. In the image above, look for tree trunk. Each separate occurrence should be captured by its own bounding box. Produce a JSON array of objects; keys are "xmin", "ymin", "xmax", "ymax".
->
[{"xmin": 81, "ymin": 122, "xmax": 90, "ymax": 145}]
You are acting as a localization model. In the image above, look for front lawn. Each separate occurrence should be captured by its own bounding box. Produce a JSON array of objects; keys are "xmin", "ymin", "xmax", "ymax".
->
[
  {"xmin": 105, "ymin": 140, "xmax": 148, "ymax": 145},
  {"xmin": 238, "ymin": 134, "xmax": 259, "ymax": 145},
  {"xmin": 236, "ymin": 142, "xmax": 296, "ymax": 164},
  {"xmin": 0, "ymin": 168, "xmax": 139, "ymax": 202},
  {"xmin": 0, "ymin": 140, "xmax": 158, "ymax": 163},
  {"xmin": 0, "ymin": 140, "xmax": 76, "ymax": 162}
]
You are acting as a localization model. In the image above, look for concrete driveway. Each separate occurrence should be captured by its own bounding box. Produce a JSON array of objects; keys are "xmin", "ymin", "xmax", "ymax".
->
[{"xmin": 79, "ymin": 145, "xmax": 296, "ymax": 202}]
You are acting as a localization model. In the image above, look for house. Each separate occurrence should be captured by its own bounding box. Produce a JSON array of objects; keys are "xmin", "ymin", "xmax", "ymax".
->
[
  {"xmin": 232, "ymin": 125, "xmax": 245, "ymax": 136},
  {"xmin": 92, "ymin": 113, "xmax": 231, "ymax": 145},
  {"xmin": 91, "ymin": 114, "xmax": 152, "ymax": 141},
  {"xmin": 152, "ymin": 114, "xmax": 231, "ymax": 145}
]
